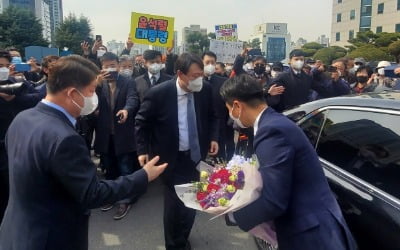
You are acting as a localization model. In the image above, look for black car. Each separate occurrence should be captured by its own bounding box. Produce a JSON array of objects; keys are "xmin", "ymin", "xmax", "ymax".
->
[{"xmin": 280, "ymin": 91, "xmax": 400, "ymax": 250}]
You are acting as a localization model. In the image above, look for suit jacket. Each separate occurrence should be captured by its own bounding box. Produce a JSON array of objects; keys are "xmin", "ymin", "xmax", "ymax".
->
[
  {"xmin": 233, "ymin": 108, "xmax": 357, "ymax": 250},
  {"xmin": 135, "ymin": 72, "xmax": 172, "ymax": 103},
  {"xmin": 135, "ymin": 78, "xmax": 218, "ymax": 183},
  {"xmin": 267, "ymin": 69, "xmax": 329, "ymax": 112},
  {"xmin": 0, "ymin": 102, "xmax": 148, "ymax": 250},
  {"xmin": 94, "ymin": 75, "xmax": 139, "ymax": 155},
  {"xmin": 206, "ymin": 74, "xmax": 231, "ymax": 146}
]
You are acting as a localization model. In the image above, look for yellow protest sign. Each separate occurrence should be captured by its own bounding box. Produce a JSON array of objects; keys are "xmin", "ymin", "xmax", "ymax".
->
[{"xmin": 130, "ymin": 12, "xmax": 175, "ymax": 48}]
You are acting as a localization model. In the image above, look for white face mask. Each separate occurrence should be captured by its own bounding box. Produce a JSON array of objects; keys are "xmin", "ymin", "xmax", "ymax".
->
[
  {"xmin": 271, "ymin": 70, "xmax": 279, "ymax": 78},
  {"xmin": 148, "ymin": 63, "xmax": 162, "ymax": 74},
  {"xmin": 378, "ymin": 68, "xmax": 385, "ymax": 76},
  {"xmin": 229, "ymin": 106, "xmax": 247, "ymax": 129},
  {"xmin": 0, "ymin": 67, "xmax": 10, "ymax": 81},
  {"xmin": 292, "ymin": 60, "xmax": 304, "ymax": 70},
  {"xmin": 187, "ymin": 76, "xmax": 203, "ymax": 92},
  {"xmin": 120, "ymin": 69, "xmax": 133, "ymax": 77},
  {"xmin": 71, "ymin": 90, "xmax": 98, "ymax": 116},
  {"xmin": 225, "ymin": 66, "xmax": 233, "ymax": 72},
  {"xmin": 204, "ymin": 64, "xmax": 216, "ymax": 76},
  {"xmin": 354, "ymin": 65, "xmax": 360, "ymax": 70},
  {"xmin": 97, "ymin": 49, "xmax": 106, "ymax": 58}
]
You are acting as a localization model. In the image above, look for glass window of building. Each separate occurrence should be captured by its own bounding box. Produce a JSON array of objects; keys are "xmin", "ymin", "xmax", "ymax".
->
[
  {"xmin": 336, "ymin": 32, "xmax": 341, "ymax": 41},
  {"xmin": 377, "ymin": 3, "xmax": 384, "ymax": 14},
  {"xmin": 338, "ymin": 0, "xmax": 342, "ymax": 3},
  {"xmin": 376, "ymin": 26, "xmax": 383, "ymax": 33},
  {"xmin": 337, "ymin": 13, "xmax": 342, "ymax": 22},
  {"xmin": 349, "ymin": 30, "xmax": 355, "ymax": 40},
  {"xmin": 396, "ymin": 24, "xmax": 400, "ymax": 33},
  {"xmin": 350, "ymin": 10, "xmax": 356, "ymax": 20}
]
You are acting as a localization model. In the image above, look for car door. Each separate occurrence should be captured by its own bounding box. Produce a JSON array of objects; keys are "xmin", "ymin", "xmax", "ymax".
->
[{"xmin": 298, "ymin": 107, "xmax": 400, "ymax": 250}]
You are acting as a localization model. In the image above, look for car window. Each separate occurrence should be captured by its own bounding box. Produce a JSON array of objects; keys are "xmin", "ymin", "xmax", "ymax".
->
[
  {"xmin": 316, "ymin": 109, "xmax": 400, "ymax": 199},
  {"xmin": 299, "ymin": 111, "xmax": 327, "ymax": 147}
]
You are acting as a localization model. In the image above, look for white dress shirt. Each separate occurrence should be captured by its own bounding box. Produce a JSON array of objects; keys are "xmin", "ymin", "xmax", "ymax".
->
[
  {"xmin": 253, "ymin": 107, "xmax": 267, "ymax": 136},
  {"xmin": 176, "ymin": 78, "xmax": 190, "ymax": 151}
]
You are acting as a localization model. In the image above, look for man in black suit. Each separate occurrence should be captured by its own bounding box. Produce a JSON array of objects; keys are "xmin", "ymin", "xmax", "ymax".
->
[
  {"xmin": 0, "ymin": 55, "xmax": 167, "ymax": 250},
  {"xmin": 267, "ymin": 49, "xmax": 329, "ymax": 112},
  {"xmin": 94, "ymin": 52, "xmax": 140, "ymax": 220},
  {"xmin": 136, "ymin": 53, "xmax": 219, "ymax": 250},
  {"xmin": 202, "ymin": 51, "xmax": 234, "ymax": 160},
  {"xmin": 135, "ymin": 50, "xmax": 172, "ymax": 103}
]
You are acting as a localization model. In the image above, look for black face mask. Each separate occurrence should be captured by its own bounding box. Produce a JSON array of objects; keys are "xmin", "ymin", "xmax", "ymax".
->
[
  {"xmin": 357, "ymin": 76, "xmax": 369, "ymax": 84},
  {"xmin": 254, "ymin": 65, "xmax": 266, "ymax": 75}
]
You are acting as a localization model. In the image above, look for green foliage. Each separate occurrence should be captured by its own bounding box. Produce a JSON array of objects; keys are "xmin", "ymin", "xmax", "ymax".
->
[
  {"xmin": 186, "ymin": 31, "xmax": 210, "ymax": 55},
  {"xmin": 208, "ymin": 32, "xmax": 216, "ymax": 40},
  {"xmin": 0, "ymin": 6, "xmax": 48, "ymax": 55},
  {"xmin": 249, "ymin": 38, "xmax": 261, "ymax": 49},
  {"xmin": 313, "ymin": 47, "xmax": 347, "ymax": 64},
  {"xmin": 55, "ymin": 14, "xmax": 92, "ymax": 54},
  {"xmin": 302, "ymin": 42, "xmax": 324, "ymax": 50},
  {"xmin": 388, "ymin": 40, "xmax": 400, "ymax": 63},
  {"xmin": 348, "ymin": 44, "xmax": 393, "ymax": 62}
]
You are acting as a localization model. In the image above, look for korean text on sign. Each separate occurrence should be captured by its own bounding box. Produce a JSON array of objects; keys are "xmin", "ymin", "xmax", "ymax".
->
[{"xmin": 130, "ymin": 12, "xmax": 175, "ymax": 48}]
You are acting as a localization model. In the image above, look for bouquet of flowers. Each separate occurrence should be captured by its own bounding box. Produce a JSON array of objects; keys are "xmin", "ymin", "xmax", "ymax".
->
[{"xmin": 175, "ymin": 155, "xmax": 277, "ymax": 247}]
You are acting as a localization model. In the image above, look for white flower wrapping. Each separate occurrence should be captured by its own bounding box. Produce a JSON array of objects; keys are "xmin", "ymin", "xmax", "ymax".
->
[{"xmin": 174, "ymin": 155, "xmax": 278, "ymax": 247}]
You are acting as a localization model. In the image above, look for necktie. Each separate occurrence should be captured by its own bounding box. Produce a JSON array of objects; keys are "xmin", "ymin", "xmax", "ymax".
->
[
  {"xmin": 151, "ymin": 75, "xmax": 157, "ymax": 86},
  {"xmin": 187, "ymin": 93, "xmax": 201, "ymax": 163}
]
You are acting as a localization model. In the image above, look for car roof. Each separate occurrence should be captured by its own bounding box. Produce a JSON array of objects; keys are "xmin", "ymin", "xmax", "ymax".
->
[{"xmin": 284, "ymin": 91, "xmax": 400, "ymax": 115}]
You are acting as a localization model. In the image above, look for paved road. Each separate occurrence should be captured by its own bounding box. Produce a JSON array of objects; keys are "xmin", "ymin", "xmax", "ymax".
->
[{"xmin": 88, "ymin": 178, "xmax": 258, "ymax": 250}]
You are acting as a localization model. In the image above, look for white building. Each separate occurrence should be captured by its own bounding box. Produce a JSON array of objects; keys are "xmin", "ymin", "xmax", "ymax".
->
[
  {"xmin": 107, "ymin": 40, "xmax": 125, "ymax": 55},
  {"xmin": 250, "ymin": 23, "xmax": 292, "ymax": 63},
  {"xmin": 181, "ymin": 25, "xmax": 207, "ymax": 53},
  {"xmin": 317, "ymin": 35, "xmax": 330, "ymax": 47},
  {"xmin": 36, "ymin": 0, "xmax": 51, "ymax": 42},
  {"xmin": 48, "ymin": 0, "xmax": 63, "ymax": 44},
  {"xmin": 332, "ymin": 0, "xmax": 400, "ymax": 47}
]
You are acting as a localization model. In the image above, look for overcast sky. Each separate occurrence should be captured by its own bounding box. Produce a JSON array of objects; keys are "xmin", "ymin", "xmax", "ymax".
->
[{"xmin": 63, "ymin": 0, "xmax": 332, "ymax": 44}]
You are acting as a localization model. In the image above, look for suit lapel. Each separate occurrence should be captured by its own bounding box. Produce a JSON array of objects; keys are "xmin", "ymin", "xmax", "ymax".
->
[
  {"xmin": 113, "ymin": 79, "xmax": 122, "ymax": 111},
  {"xmin": 144, "ymin": 74, "xmax": 151, "ymax": 88}
]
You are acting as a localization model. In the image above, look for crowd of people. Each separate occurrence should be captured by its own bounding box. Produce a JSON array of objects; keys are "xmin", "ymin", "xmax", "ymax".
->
[{"xmin": 0, "ymin": 36, "xmax": 399, "ymax": 250}]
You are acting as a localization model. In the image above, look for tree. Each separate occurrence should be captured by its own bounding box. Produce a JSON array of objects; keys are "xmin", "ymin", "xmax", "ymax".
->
[
  {"xmin": 208, "ymin": 32, "xmax": 216, "ymax": 40},
  {"xmin": 388, "ymin": 40, "xmax": 400, "ymax": 63},
  {"xmin": 55, "ymin": 14, "xmax": 92, "ymax": 54},
  {"xmin": 186, "ymin": 32, "xmax": 209, "ymax": 55},
  {"xmin": 349, "ymin": 44, "xmax": 393, "ymax": 62},
  {"xmin": 300, "ymin": 42, "xmax": 324, "ymax": 57},
  {"xmin": 0, "ymin": 6, "xmax": 48, "ymax": 54},
  {"xmin": 313, "ymin": 46, "xmax": 347, "ymax": 64},
  {"xmin": 249, "ymin": 38, "xmax": 261, "ymax": 49}
]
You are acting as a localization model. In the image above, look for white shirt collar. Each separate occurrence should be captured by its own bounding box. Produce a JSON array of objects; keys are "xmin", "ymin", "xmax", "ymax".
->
[
  {"xmin": 176, "ymin": 78, "xmax": 189, "ymax": 96},
  {"xmin": 254, "ymin": 107, "xmax": 267, "ymax": 135},
  {"xmin": 148, "ymin": 71, "xmax": 161, "ymax": 82}
]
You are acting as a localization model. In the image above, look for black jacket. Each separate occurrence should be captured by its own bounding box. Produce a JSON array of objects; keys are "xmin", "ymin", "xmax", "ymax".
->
[
  {"xmin": 135, "ymin": 78, "xmax": 219, "ymax": 183},
  {"xmin": 135, "ymin": 72, "xmax": 172, "ymax": 103},
  {"xmin": 0, "ymin": 102, "xmax": 148, "ymax": 250},
  {"xmin": 267, "ymin": 69, "xmax": 329, "ymax": 112},
  {"xmin": 94, "ymin": 75, "xmax": 139, "ymax": 155}
]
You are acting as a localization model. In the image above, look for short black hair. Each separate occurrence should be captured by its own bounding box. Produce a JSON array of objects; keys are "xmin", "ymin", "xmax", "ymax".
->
[
  {"xmin": 216, "ymin": 62, "xmax": 225, "ymax": 69},
  {"xmin": 356, "ymin": 65, "xmax": 373, "ymax": 77},
  {"xmin": 100, "ymin": 52, "xmax": 119, "ymax": 64},
  {"xmin": 253, "ymin": 56, "xmax": 267, "ymax": 64},
  {"xmin": 202, "ymin": 51, "xmax": 217, "ymax": 61},
  {"xmin": 0, "ymin": 50, "xmax": 12, "ymax": 63},
  {"xmin": 220, "ymin": 74, "xmax": 266, "ymax": 107},
  {"xmin": 175, "ymin": 53, "xmax": 204, "ymax": 75},
  {"xmin": 143, "ymin": 50, "xmax": 162, "ymax": 61},
  {"xmin": 47, "ymin": 55, "xmax": 100, "ymax": 94}
]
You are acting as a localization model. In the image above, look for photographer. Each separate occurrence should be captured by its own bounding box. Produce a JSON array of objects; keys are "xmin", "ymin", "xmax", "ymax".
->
[{"xmin": 313, "ymin": 64, "xmax": 351, "ymax": 99}]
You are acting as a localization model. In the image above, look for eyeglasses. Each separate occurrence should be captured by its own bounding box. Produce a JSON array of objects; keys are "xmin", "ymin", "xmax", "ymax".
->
[{"xmin": 255, "ymin": 64, "xmax": 266, "ymax": 67}]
